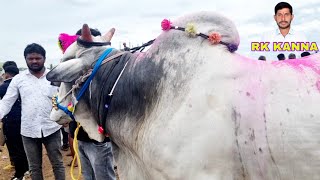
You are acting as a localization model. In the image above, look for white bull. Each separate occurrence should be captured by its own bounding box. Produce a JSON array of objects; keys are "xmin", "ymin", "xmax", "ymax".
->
[{"xmin": 47, "ymin": 11, "xmax": 320, "ymax": 180}]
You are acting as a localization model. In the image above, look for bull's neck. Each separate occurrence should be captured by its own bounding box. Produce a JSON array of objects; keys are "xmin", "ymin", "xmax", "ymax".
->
[{"xmin": 87, "ymin": 51, "xmax": 164, "ymax": 145}]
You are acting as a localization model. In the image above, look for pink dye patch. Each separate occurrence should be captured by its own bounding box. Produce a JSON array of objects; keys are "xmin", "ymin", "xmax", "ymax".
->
[
  {"xmin": 271, "ymin": 55, "xmax": 320, "ymax": 93},
  {"xmin": 271, "ymin": 56, "xmax": 320, "ymax": 75},
  {"xmin": 316, "ymin": 80, "xmax": 320, "ymax": 92}
]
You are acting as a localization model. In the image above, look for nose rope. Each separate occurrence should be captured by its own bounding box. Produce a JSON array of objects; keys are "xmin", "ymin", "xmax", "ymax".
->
[
  {"xmin": 55, "ymin": 70, "xmax": 92, "ymax": 105},
  {"xmin": 52, "ymin": 71, "xmax": 93, "ymax": 117}
]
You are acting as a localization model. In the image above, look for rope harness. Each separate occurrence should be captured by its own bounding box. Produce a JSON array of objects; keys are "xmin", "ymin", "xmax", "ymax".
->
[{"xmin": 52, "ymin": 51, "xmax": 126, "ymax": 120}]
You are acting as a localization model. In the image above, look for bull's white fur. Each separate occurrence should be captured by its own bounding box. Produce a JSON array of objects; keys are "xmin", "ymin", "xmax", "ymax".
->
[{"xmin": 49, "ymin": 12, "xmax": 320, "ymax": 179}]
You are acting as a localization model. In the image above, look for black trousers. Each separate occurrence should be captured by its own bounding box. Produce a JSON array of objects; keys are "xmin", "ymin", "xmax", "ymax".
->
[{"xmin": 4, "ymin": 125, "xmax": 29, "ymax": 178}]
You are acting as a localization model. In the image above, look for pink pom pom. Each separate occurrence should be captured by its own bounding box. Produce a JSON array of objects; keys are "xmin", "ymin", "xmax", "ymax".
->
[
  {"xmin": 58, "ymin": 33, "xmax": 79, "ymax": 53},
  {"xmin": 208, "ymin": 32, "xmax": 221, "ymax": 44},
  {"xmin": 161, "ymin": 19, "xmax": 172, "ymax": 31}
]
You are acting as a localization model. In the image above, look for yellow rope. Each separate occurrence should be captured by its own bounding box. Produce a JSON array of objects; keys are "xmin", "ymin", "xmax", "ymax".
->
[{"xmin": 70, "ymin": 123, "xmax": 82, "ymax": 180}]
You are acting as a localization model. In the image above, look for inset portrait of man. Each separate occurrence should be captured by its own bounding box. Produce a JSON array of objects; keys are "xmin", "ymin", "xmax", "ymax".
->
[{"xmin": 260, "ymin": 2, "xmax": 308, "ymax": 60}]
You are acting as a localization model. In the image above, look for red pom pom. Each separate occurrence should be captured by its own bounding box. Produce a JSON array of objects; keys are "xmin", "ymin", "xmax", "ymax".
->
[{"xmin": 98, "ymin": 126, "xmax": 104, "ymax": 134}]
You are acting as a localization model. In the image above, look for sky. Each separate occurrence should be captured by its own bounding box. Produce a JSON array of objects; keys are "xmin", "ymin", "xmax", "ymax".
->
[{"xmin": 0, "ymin": 0, "xmax": 319, "ymax": 68}]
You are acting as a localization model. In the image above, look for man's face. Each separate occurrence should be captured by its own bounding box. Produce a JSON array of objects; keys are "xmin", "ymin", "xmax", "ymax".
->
[
  {"xmin": 25, "ymin": 53, "xmax": 45, "ymax": 72},
  {"xmin": 274, "ymin": 8, "xmax": 293, "ymax": 29}
]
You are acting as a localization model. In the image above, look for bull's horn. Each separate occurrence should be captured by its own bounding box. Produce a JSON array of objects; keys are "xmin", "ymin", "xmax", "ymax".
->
[
  {"xmin": 102, "ymin": 28, "xmax": 116, "ymax": 42},
  {"xmin": 81, "ymin": 24, "xmax": 93, "ymax": 42}
]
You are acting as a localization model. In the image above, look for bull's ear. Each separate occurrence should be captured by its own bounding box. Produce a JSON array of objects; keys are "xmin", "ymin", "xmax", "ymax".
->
[{"xmin": 46, "ymin": 58, "xmax": 83, "ymax": 83}]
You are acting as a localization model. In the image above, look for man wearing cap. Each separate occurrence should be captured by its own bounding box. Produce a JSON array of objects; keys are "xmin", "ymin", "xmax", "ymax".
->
[{"xmin": 0, "ymin": 62, "xmax": 29, "ymax": 180}]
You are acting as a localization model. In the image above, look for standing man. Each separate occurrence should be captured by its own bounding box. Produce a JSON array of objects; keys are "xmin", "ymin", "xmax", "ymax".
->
[
  {"xmin": 0, "ymin": 63, "xmax": 29, "ymax": 180},
  {"xmin": 0, "ymin": 43, "xmax": 65, "ymax": 180},
  {"xmin": 1, "ymin": 61, "xmax": 18, "ymax": 171},
  {"xmin": 261, "ymin": 2, "xmax": 307, "ymax": 60}
]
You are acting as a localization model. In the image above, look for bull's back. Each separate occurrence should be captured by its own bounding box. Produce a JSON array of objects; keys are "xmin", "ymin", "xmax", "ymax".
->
[{"xmin": 231, "ymin": 56, "xmax": 320, "ymax": 179}]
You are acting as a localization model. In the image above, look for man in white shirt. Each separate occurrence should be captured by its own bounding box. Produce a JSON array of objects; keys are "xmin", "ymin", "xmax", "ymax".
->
[
  {"xmin": 0, "ymin": 43, "xmax": 65, "ymax": 180},
  {"xmin": 261, "ymin": 2, "xmax": 307, "ymax": 60}
]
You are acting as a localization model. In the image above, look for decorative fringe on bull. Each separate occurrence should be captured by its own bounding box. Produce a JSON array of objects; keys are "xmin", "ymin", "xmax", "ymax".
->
[{"xmin": 161, "ymin": 19, "xmax": 238, "ymax": 52}]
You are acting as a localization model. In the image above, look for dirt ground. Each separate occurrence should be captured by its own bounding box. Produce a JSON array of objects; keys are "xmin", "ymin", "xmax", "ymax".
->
[{"xmin": 0, "ymin": 145, "xmax": 81, "ymax": 180}]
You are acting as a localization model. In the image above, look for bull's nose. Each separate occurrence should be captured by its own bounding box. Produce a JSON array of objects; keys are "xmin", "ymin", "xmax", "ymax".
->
[{"xmin": 46, "ymin": 70, "xmax": 55, "ymax": 81}]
